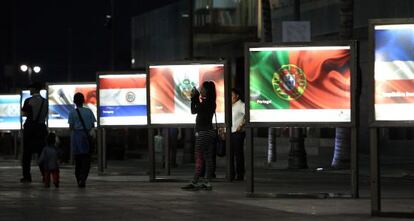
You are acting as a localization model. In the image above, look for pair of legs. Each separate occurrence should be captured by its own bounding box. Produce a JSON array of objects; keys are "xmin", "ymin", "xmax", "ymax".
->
[
  {"xmin": 22, "ymin": 147, "xmax": 40, "ymax": 182},
  {"xmin": 75, "ymin": 154, "xmax": 91, "ymax": 187},
  {"xmin": 193, "ymin": 130, "xmax": 216, "ymax": 183},
  {"xmin": 42, "ymin": 169, "xmax": 59, "ymax": 187},
  {"xmin": 22, "ymin": 124, "xmax": 47, "ymax": 182},
  {"xmin": 231, "ymin": 132, "xmax": 245, "ymax": 180},
  {"xmin": 200, "ymin": 141, "xmax": 216, "ymax": 178}
]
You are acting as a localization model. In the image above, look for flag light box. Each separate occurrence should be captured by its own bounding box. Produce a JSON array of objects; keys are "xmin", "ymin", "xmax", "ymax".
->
[
  {"xmin": 0, "ymin": 94, "xmax": 21, "ymax": 130},
  {"xmin": 374, "ymin": 24, "xmax": 414, "ymax": 121},
  {"xmin": 21, "ymin": 89, "xmax": 47, "ymax": 126},
  {"xmin": 149, "ymin": 64, "xmax": 225, "ymax": 125},
  {"xmin": 248, "ymin": 45, "xmax": 352, "ymax": 123},
  {"xmin": 48, "ymin": 83, "xmax": 97, "ymax": 128},
  {"xmin": 98, "ymin": 73, "xmax": 147, "ymax": 126}
]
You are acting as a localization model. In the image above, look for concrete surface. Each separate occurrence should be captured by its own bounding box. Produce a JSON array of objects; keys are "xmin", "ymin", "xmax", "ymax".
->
[{"xmin": 0, "ymin": 155, "xmax": 413, "ymax": 221}]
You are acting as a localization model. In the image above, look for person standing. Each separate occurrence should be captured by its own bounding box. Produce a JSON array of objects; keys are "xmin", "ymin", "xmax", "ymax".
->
[
  {"xmin": 68, "ymin": 93, "xmax": 96, "ymax": 188},
  {"xmin": 38, "ymin": 133, "xmax": 61, "ymax": 188},
  {"xmin": 182, "ymin": 81, "xmax": 216, "ymax": 191},
  {"xmin": 231, "ymin": 88, "xmax": 245, "ymax": 181},
  {"xmin": 21, "ymin": 82, "xmax": 48, "ymax": 183},
  {"xmin": 168, "ymin": 128, "xmax": 180, "ymax": 168}
]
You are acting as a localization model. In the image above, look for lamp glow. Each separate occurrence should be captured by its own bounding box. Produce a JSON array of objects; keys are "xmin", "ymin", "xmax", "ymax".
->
[
  {"xmin": 20, "ymin": 65, "xmax": 28, "ymax": 72},
  {"xmin": 33, "ymin": 66, "xmax": 41, "ymax": 73}
]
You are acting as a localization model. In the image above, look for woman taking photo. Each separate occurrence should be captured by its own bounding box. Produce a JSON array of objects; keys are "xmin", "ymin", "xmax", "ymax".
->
[{"xmin": 182, "ymin": 81, "xmax": 217, "ymax": 191}]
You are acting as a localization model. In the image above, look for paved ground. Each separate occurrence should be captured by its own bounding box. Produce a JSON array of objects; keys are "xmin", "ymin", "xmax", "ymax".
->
[{"xmin": 0, "ymin": 155, "xmax": 413, "ymax": 221}]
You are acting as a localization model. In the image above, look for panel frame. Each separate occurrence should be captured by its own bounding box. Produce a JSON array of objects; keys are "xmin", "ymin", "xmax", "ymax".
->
[
  {"xmin": 368, "ymin": 18, "xmax": 414, "ymax": 127},
  {"xmin": 97, "ymin": 71, "xmax": 148, "ymax": 128},
  {"xmin": 0, "ymin": 94, "xmax": 22, "ymax": 131},
  {"xmin": 244, "ymin": 41, "xmax": 358, "ymax": 128},
  {"xmin": 47, "ymin": 82, "xmax": 97, "ymax": 129},
  {"xmin": 146, "ymin": 60, "xmax": 231, "ymax": 129}
]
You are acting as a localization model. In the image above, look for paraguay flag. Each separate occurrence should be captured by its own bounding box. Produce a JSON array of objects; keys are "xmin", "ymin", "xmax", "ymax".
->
[
  {"xmin": 375, "ymin": 24, "xmax": 414, "ymax": 121},
  {"xmin": 99, "ymin": 74, "xmax": 147, "ymax": 126}
]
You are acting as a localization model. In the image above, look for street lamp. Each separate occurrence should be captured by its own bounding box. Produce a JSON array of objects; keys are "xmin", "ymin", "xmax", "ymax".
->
[
  {"xmin": 19, "ymin": 64, "xmax": 41, "ymax": 83},
  {"xmin": 33, "ymin": 66, "xmax": 41, "ymax": 73}
]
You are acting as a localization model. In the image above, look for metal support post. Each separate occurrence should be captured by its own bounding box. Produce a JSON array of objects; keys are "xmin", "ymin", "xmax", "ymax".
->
[
  {"xmin": 226, "ymin": 125, "xmax": 233, "ymax": 182},
  {"xmin": 148, "ymin": 128, "xmax": 155, "ymax": 182},
  {"xmin": 13, "ymin": 131, "xmax": 18, "ymax": 159},
  {"xmin": 97, "ymin": 128, "xmax": 104, "ymax": 173},
  {"xmin": 19, "ymin": 130, "xmax": 23, "ymax": 160},
  {"xmin": 370, "ymin": 127, "xmax": 380, "ymax": 215},
  {"xmin": 164, "ymin": 128, "xmax": 170, "ymax": 176},
  {"xmin": 351, "ymin": 127, "xmax": 359, "ymax": 198},
  {"xmin": 246, "ymin": 127, "xmax": 254, "ymax": 193},
  {"xmin": 103, "ymin": 128, "xmax": 107, "ymax": 169}
]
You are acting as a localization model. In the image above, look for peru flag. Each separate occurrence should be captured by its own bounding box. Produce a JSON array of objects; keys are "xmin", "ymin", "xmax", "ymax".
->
[
  {"xmin": 99, "ymin": 74, "xmax": 147, "ymax": 126},
  {"xmin": 149, "ymin": 64, "xmax": 225, "ymax": 124}
]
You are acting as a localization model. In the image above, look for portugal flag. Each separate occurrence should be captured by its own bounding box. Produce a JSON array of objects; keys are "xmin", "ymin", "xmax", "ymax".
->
[{"xmin": 249, "ymin": 46, "xmax": 351, "ymax": 110}]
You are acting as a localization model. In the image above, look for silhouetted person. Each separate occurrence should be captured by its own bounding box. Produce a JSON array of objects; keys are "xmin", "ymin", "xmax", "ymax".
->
[
  {"xmin": 38, "ymin": 132, "xmax": 61, "ymax": 188},
  {"xmin": 230, "ymin": 88, "xmax": 245, "ymax": 181},
  {"xmin": 21, "ymin": 82, "xmax": 48, "ymax": 183},
  {"xmin": 68, "ymin": 93, "xmax": 96, "ymax": 188},
  {"xmin": 182, "ymin": 81, "xmax": 216, "ymax": 191}
]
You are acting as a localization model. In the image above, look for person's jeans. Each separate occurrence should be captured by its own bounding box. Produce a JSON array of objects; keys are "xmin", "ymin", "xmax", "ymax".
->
[
  {"xmin": 22, "ymin": 123, "xmax": 46, "ymax": 180},
  {"xmin": 75, "ymin": 154, "xmax": 91, "ymax": 185},
  {"xmin": 193, "ymin": 130, "xmax": 215, "ymax": 182},
  {"xmin": 231, "ymin": 131, "xmax": 245, "ymax": 179}
]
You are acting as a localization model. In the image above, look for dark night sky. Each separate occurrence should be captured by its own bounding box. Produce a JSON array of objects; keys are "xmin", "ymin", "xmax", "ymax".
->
[{"xmin": 6, "ymin": 0, "xmax": 179, "ymax": 85}]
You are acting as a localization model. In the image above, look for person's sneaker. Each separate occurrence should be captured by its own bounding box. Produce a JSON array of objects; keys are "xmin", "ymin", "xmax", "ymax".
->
[
  {"xmin": 200, "ymin": 182, "xmax": 212, "ymax": 191},
  {"xmin": 181, "ymin": 181, "xmax": 200, "ymax": 191},
  {"xmin": 78, "ymin": 181, "xmax": 86, "ymax": 188},
  {"xmin": 20, "ymin": 177, "xmax": 32, "ymax": 183},
  {"xmin": 54, "ymin": 183, "xmax": 59, "ymax": 188},
  {"xmin": 235, "ymin": 177, "xmax": 244, "ymax": 181}
]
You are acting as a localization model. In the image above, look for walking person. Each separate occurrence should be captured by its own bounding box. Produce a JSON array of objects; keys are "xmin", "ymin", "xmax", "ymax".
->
[
  {"xmin": 38, "ymin": 133, "xmax": 61, "ymax": 188},
  {"xmin": 182, "ymin": 81, "xmax": 217, "ymax": 191},
  {"xmin": 21, "ymin": 82, "xmax": 48, "ymax": 183},
  {"xmin": 68, "ymin": 93, "xmax": 96, "ymax": 188},
  {"xmin": 231, "ymin": 88, "xmax": 245, "ymax": 181}
]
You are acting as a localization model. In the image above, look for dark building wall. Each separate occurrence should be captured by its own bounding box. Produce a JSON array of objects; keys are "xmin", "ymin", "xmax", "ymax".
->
[
  {"xmin": 271, "ymin": 0, "xmax": 414, "ymax": 155},
  {"xmin": 131, "ymin": 0, "xmax": 189, "ymax": 68},
  {"xmin": 272, "ymin": 0, "xmax": 414, "ymax": 40}
]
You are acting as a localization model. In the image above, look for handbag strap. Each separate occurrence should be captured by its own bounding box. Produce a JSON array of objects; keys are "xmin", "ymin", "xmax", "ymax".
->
[
  {"xmin": 214, "ymin": 112, "xmax": 218, "ymax": 128},
  {"xmin": 75, "ymin": 107, "xmax": 89, "ymax": 136},
  {"xmin": 214, "ymin": 112, "xmax": 219, "ymax": 136}
]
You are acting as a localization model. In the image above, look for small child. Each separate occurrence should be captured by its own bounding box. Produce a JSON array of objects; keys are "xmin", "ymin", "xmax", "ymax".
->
[{"xmin": 38, "ymin": 133, "xmax": 60, "ymax": 188}]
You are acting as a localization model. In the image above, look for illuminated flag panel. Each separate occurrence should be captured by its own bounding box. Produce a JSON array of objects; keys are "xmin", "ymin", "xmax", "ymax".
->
[
  {"xmin": 149, "ymin": 64, "xmax": 225, "ymax": 124},
  {"xmin": 374, "ymin": 24, "xmax": 414, "ymax": 121},
  {"xmin": 48, "ymin": 84, "xmax": 97, "ymax": 128},
  {"xmin": 249, "ymin": 46, "xmax": 351, "ymax": 123},
  {"xmin": 98, "ymin": 74, "xmax": 147, "ymax": 126},
  {"xmin": 0, "ymin": 95, "xmax": 21, "ymax": 130}
]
